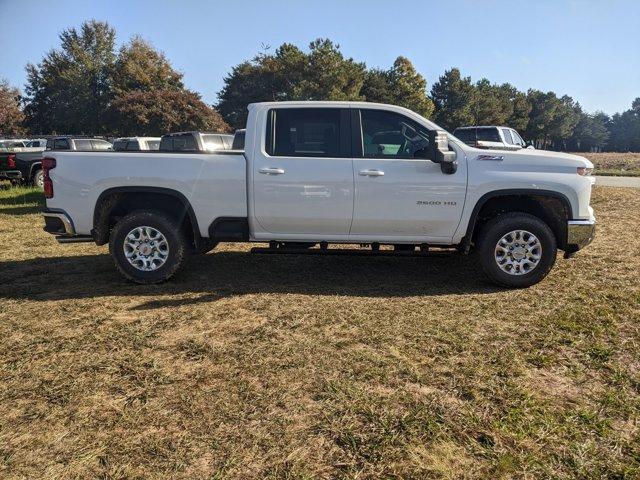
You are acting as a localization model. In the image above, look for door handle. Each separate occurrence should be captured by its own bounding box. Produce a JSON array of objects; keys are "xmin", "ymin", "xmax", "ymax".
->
[
  {"xmin": 259, "ymin": 167, "xmax": 285, "ymax": 175},
  {"xmin": 359, "ymin": 169, "xmax": 385, "ymax": 177}
]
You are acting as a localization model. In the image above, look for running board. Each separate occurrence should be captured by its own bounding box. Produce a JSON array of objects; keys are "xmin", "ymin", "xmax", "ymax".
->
[
  {"xmin": 250, "ymin": 243, "xmax": 457, "ymax": 257},
  {"xmin": 55, "ymin": 235, "xmax": 94, "ymax": 244}
]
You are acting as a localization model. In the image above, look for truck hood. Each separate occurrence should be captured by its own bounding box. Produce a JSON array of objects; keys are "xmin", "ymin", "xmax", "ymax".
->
[{"xmin": 503, "ymin": 148, "xmax": 594, "ymax": 169}]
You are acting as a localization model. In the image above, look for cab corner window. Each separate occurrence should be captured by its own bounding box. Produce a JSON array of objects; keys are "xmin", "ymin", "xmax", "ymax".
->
[
  {"xmin": 360, "ymin": 109, "xmax": 430, "ymax": 159},
  {"xmin": 267, "ymin": 108, "xmax": 342, "ymax": 157}
]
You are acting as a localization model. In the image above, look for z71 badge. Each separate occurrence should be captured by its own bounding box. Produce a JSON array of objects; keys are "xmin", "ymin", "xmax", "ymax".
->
[{"xmin": 417, "ymin": 200, "xmax": 457, "ymax": 206}]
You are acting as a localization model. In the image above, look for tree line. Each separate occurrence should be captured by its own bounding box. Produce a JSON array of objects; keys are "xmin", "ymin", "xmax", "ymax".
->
[{"xmin": 0, "ymin": 20, "xmax": 638, "ymax": 152}]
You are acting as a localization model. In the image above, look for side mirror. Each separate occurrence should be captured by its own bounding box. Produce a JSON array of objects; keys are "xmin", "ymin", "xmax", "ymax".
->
[{"xmin": 428, "ymin": 130, "xmax": 457, "ymax": 174}]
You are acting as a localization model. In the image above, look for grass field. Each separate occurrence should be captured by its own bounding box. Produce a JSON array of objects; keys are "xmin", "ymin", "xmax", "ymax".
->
[
  {"xmin": 578, "ymin": 152, "xmax": 640, "ymax": 177},
  {"xmin": 0, "ymin": 184, "xmax": 639, "ymax": 479}
]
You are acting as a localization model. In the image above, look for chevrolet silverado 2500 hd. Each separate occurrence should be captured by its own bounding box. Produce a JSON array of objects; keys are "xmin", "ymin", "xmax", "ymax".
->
[{"xmin": 41, "ymin": 101, "xmax": 596, "ymax": 287}]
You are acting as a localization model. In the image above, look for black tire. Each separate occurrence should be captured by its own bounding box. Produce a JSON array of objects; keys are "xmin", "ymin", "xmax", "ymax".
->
[
  {"xmin": 32, "ymin": 169, "xmax": 44, "ymax": 189},
  {"xmin": 477, "ymin": 212, "xmax": 557, "ymax": 288},
  {"xmin": 109, "ymin": 210, "xmax": 188, "ymax": 284}
]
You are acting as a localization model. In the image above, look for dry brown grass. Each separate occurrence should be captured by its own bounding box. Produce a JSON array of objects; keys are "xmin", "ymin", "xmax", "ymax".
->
[
  {"xmin": 0, "ymin": 184, "xmax": 639, "ymax": 479},
  {"xmin": 576, "ymin": 152, "xmax": 640, "ymax": 176}
]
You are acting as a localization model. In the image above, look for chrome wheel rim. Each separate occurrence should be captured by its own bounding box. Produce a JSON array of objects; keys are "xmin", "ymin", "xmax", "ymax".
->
[
  {"xmin": 35, "ymin": 171, "xmax": 44, "ymax": 188},
  {"xmin": 494, "ymin": 230, "xmax": 542, "ymax": 276},
  {"xmin": 123, "ymin": 226, "xmax": 169, "ymax": 271}
]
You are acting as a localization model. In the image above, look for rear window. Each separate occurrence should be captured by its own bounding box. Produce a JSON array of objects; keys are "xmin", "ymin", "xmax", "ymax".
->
[
  {"xmin": 147, "ymin": 140, "xmax": 160, "ymax": 150},
  {"xmin": 160, "ymin": 134, "xmax": 198, "ymax": 152},
  {"xmin": 125, "ymin": 140, "xmax": 140, "ymax": 151},
  {"xmin": 476, "ymin": 127, "xmax": 501, "ymax": 142},
  {"xmin": 453, "ymin": 128, "xmax": 476, "ymax": 143},
  {"xmin": 53, "ymin": 139, "xmax": 70, "ymax": 150}
]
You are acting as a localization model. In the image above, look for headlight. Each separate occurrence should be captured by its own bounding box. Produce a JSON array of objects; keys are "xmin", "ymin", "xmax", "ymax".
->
[{"xmin": 577, "ymin": 167, "xmax": 593, "ymax": 176}]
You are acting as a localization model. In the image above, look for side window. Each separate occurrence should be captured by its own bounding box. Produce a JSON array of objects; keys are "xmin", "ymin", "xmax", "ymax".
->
[
  {"xmin": 74, "ymin": 139, "xmax": 92, "ymax": 150},
  {"xmin": 221, "ymin": 135, "xmax": 232, "ymax": 149},
  {"xmin": 268, "ymin": 108, "xmax": 342, "ymax": 157},
  {"xmin": 46, "ymin": 139, "xmax": 54, "ymax": 150},
  {"xmin": 91, "ymin": 140, "xmax": 112, "ymax": 150},
  {"xmin": 511, "ymin": 129, "xmax": 525, "ymax": 146},
  {"xmin": 202, "ymin": 134, "xmax": 224, "ymax": 151},
  {"xmin": 125, "ymin": 140, "xmax": 140, "ymax": 151},
  {"xmin": 501, "ymin": 128, "xmax": 514, "ymax": 145},
  {"xmin": 360, "ymin": 109, "xmax": 430, "ymax": 159},
  {"xmin": 147, "ymin": 140, "xmax": 160, "ymax": 150},
  {"xmin": 54, "ymin": 139, "xmax": 70, "ymax": 150}
]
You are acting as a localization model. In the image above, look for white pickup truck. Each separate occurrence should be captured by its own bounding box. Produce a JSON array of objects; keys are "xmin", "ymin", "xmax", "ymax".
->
[{"xmin": 41, "ymin": 101, "xmax": 596, "ymax": 288}]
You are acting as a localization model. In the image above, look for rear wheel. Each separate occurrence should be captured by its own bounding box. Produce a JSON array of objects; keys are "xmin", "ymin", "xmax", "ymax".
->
[
  {"xmin": 109, "ymin": 210, "xmax": 188, "ymax": 284},
  {"xmin": 477, "ymin": 212, "xmax": 557, "ymax": 288}
]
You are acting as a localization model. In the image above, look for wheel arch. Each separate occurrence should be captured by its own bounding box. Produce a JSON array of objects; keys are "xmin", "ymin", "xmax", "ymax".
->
[
  {"xmin": 92, "ymin": 186, "xmax": 201, "ymax": 248},
  {"xmin": 29, "ymin": 161, "xmax": 42, "ymax": 178},
  {"xmin": 460, "ymin": 189, "xmax": 573, "ymax": 252}
]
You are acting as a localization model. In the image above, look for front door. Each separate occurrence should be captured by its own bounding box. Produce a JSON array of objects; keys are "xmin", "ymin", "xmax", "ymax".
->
[
  {"xmin": 252, "ymin": 107, "xmax": 354, "ymax": 236},
  {"xmin": 350, "ymin": 108, "xmax": 467, "ymax": 240}
]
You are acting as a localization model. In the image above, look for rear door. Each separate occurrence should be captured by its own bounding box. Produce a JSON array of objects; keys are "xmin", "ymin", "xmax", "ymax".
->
[
  {"xmin": 252, "ymin": 107, "xmax": 354, "ymax": 235},
  {"xmin": 350, "ymin": 107, "xmax": 466, "ymax": 240}
]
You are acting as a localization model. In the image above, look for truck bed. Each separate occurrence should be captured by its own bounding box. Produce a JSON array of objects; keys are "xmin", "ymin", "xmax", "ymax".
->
[{"xmin": 45, "ymin": 151, "xmax": 247, "ymax": 237}]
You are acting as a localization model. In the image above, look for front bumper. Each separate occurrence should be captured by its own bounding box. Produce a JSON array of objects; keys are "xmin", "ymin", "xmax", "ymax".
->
[
  {"xmin": 564, "ymin": 218, "xmax": 596, "ymax": 257},
  {"xmin": 0, "ymin": 170, "xmax": 23, "ymax": 180}
]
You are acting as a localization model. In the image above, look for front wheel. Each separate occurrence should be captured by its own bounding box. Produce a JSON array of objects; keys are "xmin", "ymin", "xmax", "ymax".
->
[
  {"xmin": 109, "ymin": 211, "xmax": 188, "ymax": 284},
  {"xmin": 477, "ymin": 212, "xmax": 557, "ymax": 288}
]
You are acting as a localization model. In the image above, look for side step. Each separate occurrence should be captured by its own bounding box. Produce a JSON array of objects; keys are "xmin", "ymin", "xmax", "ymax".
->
[
  {"xmin": 55, "ymin": 235, "xmax": 94, "ymax": 244},
  {"xmin": 250, "ymin": 242, "xmax": 456, "ymax": 257}
]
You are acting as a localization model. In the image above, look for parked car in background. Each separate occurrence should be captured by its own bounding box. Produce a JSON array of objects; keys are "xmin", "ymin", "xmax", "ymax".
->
[
  {"xmin": 25, "ymin": 139, "xmax": 47, "ymax": 149},
  {"xmin": 0, "ymin": 139, "xmax": 30, "ymax": 149},
  {"xmin": 0, "ymin": 148, "xmax": 46, "ymax": 186},
  {"xmin": 46, "ymin": 137, "xmax": 113, "ymax": 151},
  {"xmin": 42, "ymin": 101, "xmax": 595, "ymax": 288},
  {"xmin": 112, "ymin": 137, "xmax": 161, "ymax": 151},
  {"xmin": 232, "ymin": 129, "xmax": 246, "ymax": 150},
  {"xmin": 159, "ymin": 132, "xmax": 233, "ymax": 152},
  {"xmin": 453, "ymin": 126, "xmax": 530, "ymax": 150}
]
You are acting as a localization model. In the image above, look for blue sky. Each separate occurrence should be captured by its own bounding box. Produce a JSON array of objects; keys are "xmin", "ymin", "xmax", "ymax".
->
[{"xmin": 1, "ymin": 0, "xmax": 638, "ymax": 114}]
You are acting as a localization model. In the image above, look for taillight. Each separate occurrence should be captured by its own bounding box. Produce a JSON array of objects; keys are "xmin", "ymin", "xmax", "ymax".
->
[
  {"xmin": 577, "ymin": 167, "xmax": 593, "ymax": 176},
  {"xmin": 42, "ymin": 157, "xmax": 56, "ymax": 198},
  {"xmin": 7, "ymin": 153, "xmax": 16, "ymax": 168}
]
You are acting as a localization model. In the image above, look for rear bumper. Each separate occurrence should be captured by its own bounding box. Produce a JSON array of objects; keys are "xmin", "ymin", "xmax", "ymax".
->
[
  {"xmin": 42, "ymin": 209, "xmax": 94, "ymax": 243},
  {"xmin": 564, "ymin": 218, "xmax": 596, "ymax": 257},
  {"xmin": 43, "ymin": 209, "xmax": 76, "ymax": 235},
  {"xmin": 0, "ymin": 170, "xmax": 23, "ymax": 180}
]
